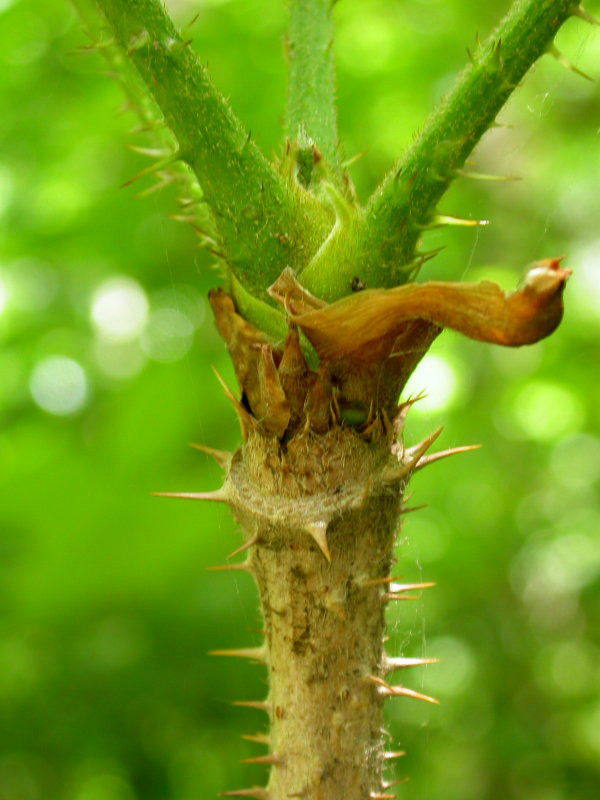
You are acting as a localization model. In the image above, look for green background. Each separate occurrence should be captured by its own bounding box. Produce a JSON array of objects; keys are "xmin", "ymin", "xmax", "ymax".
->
[{"xmin": 1, "ymin": 0, "xmax": 599, "ymax": 798}]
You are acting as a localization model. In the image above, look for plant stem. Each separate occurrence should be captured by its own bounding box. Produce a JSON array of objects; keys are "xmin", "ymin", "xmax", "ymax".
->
[
  {"xmin": 226, "ymin": 428, "xmax": 407, "ymax": 800},
  {"xmin": 300, "ymin": 0, "xmax": 578, "ymax": 301},
  {"xmin": 93, "ymin": 0, "xmax": 331, "ymax": 300},
  {"xmin": 287, "ymin": 0, "xmax": 339, "ymax": 170}
]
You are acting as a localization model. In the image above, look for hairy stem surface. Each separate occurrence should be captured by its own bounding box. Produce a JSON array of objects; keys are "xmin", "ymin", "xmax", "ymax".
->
[
  {"xmin": 287, "ymin": 0, "xmax": 339, "ymax": 170},
  {"xmin": 226, "ymin": 428, "xmax": 409, "ymax": 800},
  {"xmin": 300, "ymin": 0, "xmax": 579, "ymax": 299}
]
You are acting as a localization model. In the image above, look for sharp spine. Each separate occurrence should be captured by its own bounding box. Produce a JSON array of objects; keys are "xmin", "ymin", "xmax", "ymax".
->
[
  {"xmin": 241, "ymin": 754, "xmax": 281, "ymax": 766},
  {"xmin": 367, "ymin": 675, "xmax": 439, "ymax": 705},
  {"xmin": 206, "ymin": 563, "xmax": 252, "ymax": 573},
  {"xmin": 382, "ymin": 750, "xmax": 406, "ymax": 760},
  {"xmin": 212, "ymin": 366, "xmax": 258, "ymax": 440},
  {"xmin": 370, "ymin": 794, "xmax": 396, "ymax": 799},
  {"xmin": 383, "ymin": 778, "xmax": 410, "ymax": 788},
  {"xmin": 456, "ymin": 169, "xmax": 521, "ymax": 181},
  {"xmin": 415, "ymin": 444, "xmax": 482, "ymax": 472},
  {"xmin": 431, "ymin": 214, "xmax": 489, "ymax": 227},
  {"xmin": 383, "ymin": 656, "xmax": 440, "ymax": 673},
  {"xmin": 241, "ymin": 733, "xmax": 270, "ymax": 745},
  {"xmin": 210, "ymin": 646, "xmax": 266, "ymax": 662},
  {"xmin": 383, "ymin": 427, "xmax": 443, "ymax": 483},
  {"xmin": 232, "ymin": 700, "xmax": 270, "ymax": 713},
  {"xmin": 227, "ymin": 537, "xmax": 258, "ymax": 560},
  {"xmin": 548, "ymin": 43, "xmax": 594, "ymax": 81},
  {"xmin": 152, "ymin": 489, "xmax": 228, "ymax": 502},
  {"xmin": 189, "ymin": 442, "xmax": 233, "ymax": 469},
  {"xmin": 304, "ymin": 521, "xmax": 331, "ymax": 562}
]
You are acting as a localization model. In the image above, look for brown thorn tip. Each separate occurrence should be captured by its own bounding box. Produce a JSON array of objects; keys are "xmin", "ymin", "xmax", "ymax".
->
[
  {"xmin": 384, "ymin": 778, "xmax": 410, "ymax": 788},
  {"xmin": 400, "ymin": 503, "xmax": 428, "ymax": 514},
  {"xmin": 206, "ymin": 563, "xmax": 251, "ymax": 573},
  {"xmin": 209, "ymin": 647, "xmax": 266, "ymax": 662},
  {"xmin": 384, "ymin": 427, "xmax": 443, "ymax": 483},
  {"xmin": 188, "ymin": 442, "xmax": 233, "ymax": 469},
  {"xmin": 304, "ymin": 521, "xmax": 331, "ymax": 562},
  {"xmin": 383, "ymin": 751, "xmax": 406, "ymax": 760},
  {"xmin": 370, "ymin": 794, "xmax": 396, "ymax": 799},
  {"xmin": 220, "ymin": 790, "xmax": 269, "ymax": 800},
  {"xmin": 152, "ymin": 489, "xmax": 228, "ymax": 502},
  {"xmin": 240, "ymin": 754, "xmax": 281, "ymax": 766},
  {"xmin": 415, "ymin": 443, "xmax": 482, "ymax": 472},
  {"xmin": 367, "ymin": 675, "xmax": 439, "ymax": 705},
  {"xmin": 384, "ymin": 656, "xmax": 440, "ymax": 673},
  {"xmin": 389, "ymin": 581, "xmax": 436, "ymax": 592},
  {"xmin": 227, "ymin": 537, "xmax": 258, "ymax": 560},
  {"xmin": 232, "ymin": 701, "xmax": 270, "ymax": 713},
  {"xmin": 241, "ymin": 733, "xmax": 270, "ymax": 745}
]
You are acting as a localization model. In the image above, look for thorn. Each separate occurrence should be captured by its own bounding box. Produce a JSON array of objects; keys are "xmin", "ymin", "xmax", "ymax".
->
[
  {"xmin": 382, "ymin": 750, "xmax": 406, "ymax": 760},
  {"xmin": 399, "ymin": 503, "xmax": 428, "ymax": 514},
  {"xmin": 370, "ymin": 794, "xmax": 396, "ymax": 799},
  {"xmin": 121, "ymin": 152, "xmax": 180, "ymax": 188},
  {"xmin": 206, "ymin": 563, "xmax": 252, "ymax": 573},
  {"xmin": 383, "ymin": 427, "xmax": 443, "ymax": 483},
  {"xmin": 389, "ymin": 581, "xmax": 436, "ymax": 593},
  {"xmin": 367, "ymin": 676, "xmax": 439, "ymax": 705},
  {"xmin": 220, "ymin": 790, "xmax": 269, "ymax": 800},
  {"xmin": 128, "ymin": 145, "xmax": 172, "ymax": 159},
  {"xmin": 232, "ymin": 700, "xmax": 270, "ymax": 713},
  {"xmin": 431, "ymin": 214, "xmax": 490, "ymax": 227},
  {"xmin": 359, "ymin": 576, "xmax": 396, "ymax": 588},
  {"xmin": 227, "ymin": 537, "xmax": 258, "ymax": 560},
  {"xmin": 548, "ymin": 43, "xmax": 594, "ymax": 81},
  {"xmin": 383, "ymin": 778, "xmax": 410, "ymax": 788},
  {"xmin": 210, "ymin": 647, "xmax": 267, "ymax": 662},
  {"xmin": 404, "ymin": 427, "xmax": 445, "ymax": 461},
  {"xmin": 240, "ymin": 753, "xmax": 281, "ymax": 766},
  {"xmin": 152, "ymin": 489, "xmax": 228, "ymax": 502},
  {"xmin": 304, "ymin": 521, "xmax": 331, "ymax": 562},
  {"xmin": 383, "ymin": 656, "xmax": 440, "ymax": 673},
  {"xmin": 135, "ymin": 171, "xmax": 176, "ymax": 199},
  {"xmin": 241, "ymin": 733, "xmax": 270, "ymax": 745},
  {"xmin": 189, "ymin": 442, "xmax": 233, "ymax": 470},
  {"xmin": 456, "ymin": 169, "xmax": 521, "ymax": 181},
  {"xmin": 384, "ymin": 594, "xmax": 418, "ymax": 602},
  {"xmin": 341, "ymin": 150, "xmax": 366, "ymax": 168},
  {"xmin": 212, "ymin": 366, "xmax": 258, "ymax": 440},
  {"xmin": 415, "ymin": 443, "xmax": 482, "ymax": 472},
  {"xmin": 574, "ymin": 6, "xmax": 600, "ymax": 25}
]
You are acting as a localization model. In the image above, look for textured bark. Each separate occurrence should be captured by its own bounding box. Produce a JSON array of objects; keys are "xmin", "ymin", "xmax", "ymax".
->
[{"xmin": 226, "ymin": 427, "xmax": 410, "ymax": 799}]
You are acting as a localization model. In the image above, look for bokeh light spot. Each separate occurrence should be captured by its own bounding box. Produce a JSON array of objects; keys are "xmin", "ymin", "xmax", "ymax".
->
[
  {"xmin": 91, "ymin": 277, "xmax": 149, "ymax": 342},
  {"xmin": 30, "ymin": 356, "xmax": 88, "ymax": 416},
  {"xmin": 404, "ymin": 353, "xmax": 461, "ymax": 412},
  {"xmin": 510, "ymin": 380, "xmax": 583, "ymax": 441},
  {"xmin": 141, "ymin": 308, "xmax": 195, "ymax": 363}
]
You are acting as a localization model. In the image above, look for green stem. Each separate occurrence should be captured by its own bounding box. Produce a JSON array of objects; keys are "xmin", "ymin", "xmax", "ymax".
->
[
  {"xmin": 287, "ymin": 0, "xmax": 339, "ymax": 169},
  {"xmin": 300, "ymin": 0, "xmax": 578, "ymax": 301},
  {"xmin": 93, "ymin": 0, "xmax": 330, "ymax": 301}
]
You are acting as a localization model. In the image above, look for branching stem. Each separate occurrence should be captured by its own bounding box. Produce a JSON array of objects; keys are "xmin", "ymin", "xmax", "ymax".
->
[{"xmin": 300, "ymin": 0, "xmax": 579, "ymax": 300}]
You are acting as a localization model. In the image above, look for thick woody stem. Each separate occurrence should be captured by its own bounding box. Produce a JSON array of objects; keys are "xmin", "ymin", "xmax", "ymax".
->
[{"xmin": 226, "ymin": 428, "xmax": 409, "ymax": 800}]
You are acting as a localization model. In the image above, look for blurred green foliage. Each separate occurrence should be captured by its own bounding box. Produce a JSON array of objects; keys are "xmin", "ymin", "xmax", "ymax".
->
[{"xmin": 1, "ymin": 0, "xmax": 599, "ymax": 798}]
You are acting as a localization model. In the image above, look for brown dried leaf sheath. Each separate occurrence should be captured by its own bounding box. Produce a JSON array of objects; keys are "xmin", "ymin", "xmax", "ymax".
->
[{"xmin": 278, "ymin": 259, "xmax": 570, "ymax": 362}]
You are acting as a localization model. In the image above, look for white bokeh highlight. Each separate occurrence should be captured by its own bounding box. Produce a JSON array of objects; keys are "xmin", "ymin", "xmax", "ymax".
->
[
  {"xmin": 91, "ymin": 276, "xmax": 149, "ymax": 342},
  {"xmin": 30, "ymin": 356, "xmax": 88, "ymax": 416}
]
